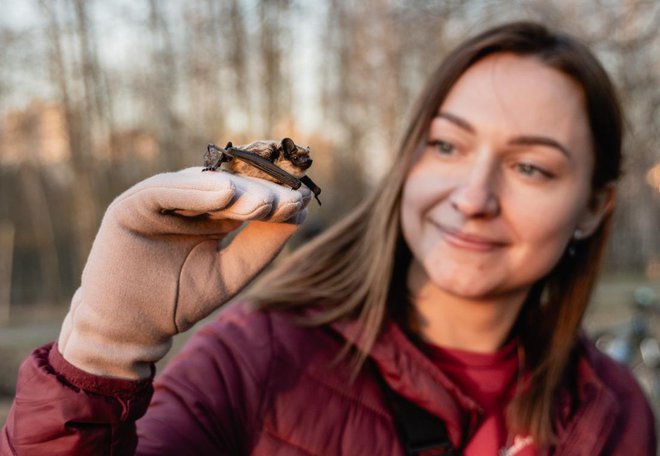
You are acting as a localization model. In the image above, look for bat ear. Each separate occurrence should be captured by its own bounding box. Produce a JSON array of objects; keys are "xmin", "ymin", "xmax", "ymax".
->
[{"xmin": 281, "ymin": 137, "xmax": 296, "ymax": 157}]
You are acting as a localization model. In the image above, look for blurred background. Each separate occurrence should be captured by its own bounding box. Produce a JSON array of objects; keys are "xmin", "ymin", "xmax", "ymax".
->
[{"xmin": 0, "ymin": 0, "xmax": 658, "ymax": 426}]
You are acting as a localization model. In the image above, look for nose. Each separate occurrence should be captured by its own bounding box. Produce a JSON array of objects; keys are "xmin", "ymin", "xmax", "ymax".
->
[
  {"xmin": 298, "ymin": 157, "xmax": 313, "ymax": 169},
  {"xmin": 449, "ymin": 162, "xmax": 500, "ymax": 218}
]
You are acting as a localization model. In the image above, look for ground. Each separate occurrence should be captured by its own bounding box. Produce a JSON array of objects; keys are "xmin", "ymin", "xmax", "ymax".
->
[{"xmin": 1, "ymin": 275, "xmax": 658, "ymax": 427}]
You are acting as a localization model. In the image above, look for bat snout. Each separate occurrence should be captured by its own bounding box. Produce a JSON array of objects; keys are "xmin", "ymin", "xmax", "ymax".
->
[{"xmin": 294, "ymin": 156, "xmax": 313, "ymax": 170}]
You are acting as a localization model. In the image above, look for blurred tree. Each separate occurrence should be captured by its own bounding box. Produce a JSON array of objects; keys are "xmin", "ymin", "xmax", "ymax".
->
[
  {"xmin": 259, "ymin": 0, "xmax": 292, "ymax": 136},
  {"xmin": 182, "ymin": 0, "xmax": 226, "ymax": 146},
  {"xmin": 40, "ymin": 0, "xmax": 100, "ymax": 275},
  {"xmin": 1, "ymin": 0, "xmax": 658, "ymax": 309},
  {"xmin": 601, "ymin": 0, "xmax": 660, "ymax": 272},
  {"xmin": 144, "ymin": 0, "xmax": 186, "ymax": 170},
  {"xmin": 227, "ymin": 0, "xmax": 250, "ymax": 132}
]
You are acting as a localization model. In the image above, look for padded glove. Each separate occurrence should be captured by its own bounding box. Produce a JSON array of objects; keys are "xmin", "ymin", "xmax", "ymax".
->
[{"xmin": 58, "ymin": 167, "xmax": 309, "ymax": 379}]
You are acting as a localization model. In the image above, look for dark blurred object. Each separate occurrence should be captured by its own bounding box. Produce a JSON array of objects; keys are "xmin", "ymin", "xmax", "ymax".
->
[{"xmin": 593, "ymin": 287, "xmax": 660, "ymax": 431}]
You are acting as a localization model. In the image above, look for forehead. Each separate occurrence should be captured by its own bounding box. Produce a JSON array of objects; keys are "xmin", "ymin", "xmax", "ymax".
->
[{"xmin": 438, "ymin": 53, "xmax": 591, "ymax": 149}]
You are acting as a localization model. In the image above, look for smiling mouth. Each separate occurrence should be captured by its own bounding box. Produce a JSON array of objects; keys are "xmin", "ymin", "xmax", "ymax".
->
[{"xmin": 429, "ymin": 221, "xmax": 507, "ymax": 252}]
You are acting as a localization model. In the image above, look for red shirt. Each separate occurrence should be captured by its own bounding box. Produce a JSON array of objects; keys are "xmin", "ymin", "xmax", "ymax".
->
[{"xmin": 425, "ymin": 339, "xmax": 536, "ymax": 456}]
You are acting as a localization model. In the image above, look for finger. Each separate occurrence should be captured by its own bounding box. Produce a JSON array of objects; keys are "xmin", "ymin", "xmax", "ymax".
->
[
  {"xmin": 109, "ymin": 168, "xmax": 305, "ymax": 231},
  {"xmin": 298, "ymin": 185, "xmax": 313, "ymax": 209},
  {"xmin": 234, "ymin": 176, "xmax": 311, "ymax": 222},
  {"xmin": 286, "ymin": 207, "xmax": 308, "ymax": 225},
  {"xmin": 209, "ymin": 176, "xmax": 304, "ymax": 221},
  {"xmin": 113, "ymin": 169, "xmax": 239, "ymax": 214},
  {"xmin": 175, "ymin": 220, "xmax": 299, "ymax": 331},
  {"xmin": 153, "ymin": 217, "xmax": 244, "ymax": 236},
  {"xmin": 110, "ymin": 169, "xmax": 277, "ymax": 231}
]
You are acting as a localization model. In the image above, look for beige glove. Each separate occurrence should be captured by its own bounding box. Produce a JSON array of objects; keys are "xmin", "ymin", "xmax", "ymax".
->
[{"xmin": 58, "ymin": 167, "xmax": 310, "ymax": 379}]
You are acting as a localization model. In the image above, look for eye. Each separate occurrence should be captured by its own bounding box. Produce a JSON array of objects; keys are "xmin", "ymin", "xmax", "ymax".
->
[
  {"xmin": 515, "ymin": 163, "xmax": 552, "ymax": 179},
  {"xmin": 429, "ymin": 140, "xmax": 456, "ymax": 156}
]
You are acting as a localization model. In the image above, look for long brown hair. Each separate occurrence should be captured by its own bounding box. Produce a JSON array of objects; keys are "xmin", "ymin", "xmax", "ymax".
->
[{"xmin": 248, "ymin": 21, "xmax": 622, "ymax": 446}]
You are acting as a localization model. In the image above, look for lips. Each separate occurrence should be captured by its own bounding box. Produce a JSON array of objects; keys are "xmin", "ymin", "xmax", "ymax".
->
[{"xmin": 429, "ymin": 220, "xmax": 507, "ymax": 252}]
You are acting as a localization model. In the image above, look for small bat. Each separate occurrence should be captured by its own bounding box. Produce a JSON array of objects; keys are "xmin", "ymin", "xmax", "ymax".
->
[{"xmin": 203, "ymin": 137, "xmax": 322, "ymax": 205}]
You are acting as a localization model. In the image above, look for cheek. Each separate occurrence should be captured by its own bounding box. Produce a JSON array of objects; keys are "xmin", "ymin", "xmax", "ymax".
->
[
  {"xmin": 401, "ymin": 160, "xmax": 451, "ymax": 213},
  {"xmin": 400, "ymin": 167, "xmax": 446, "ymax": 245},
  {"xmin": 509, "ymin": 190, "xmax": 587, "ymax": 261},
  {"xmin": 400, "ymin": 183, "xmax": 421, "ymax": 248}
]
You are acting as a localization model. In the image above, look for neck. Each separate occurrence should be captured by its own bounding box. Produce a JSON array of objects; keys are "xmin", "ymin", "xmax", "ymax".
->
[{"xmin": 407, "ymin": 260, "xmax": 529, "ymax": 353}]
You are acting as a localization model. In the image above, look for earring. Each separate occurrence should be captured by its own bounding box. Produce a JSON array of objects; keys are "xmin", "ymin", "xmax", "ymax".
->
[{"xmin": 567, "ymin": 229, "xmax": 583, "ymax": 257}]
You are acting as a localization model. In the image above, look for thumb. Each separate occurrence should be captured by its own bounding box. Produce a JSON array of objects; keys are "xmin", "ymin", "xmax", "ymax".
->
[{"xmin": 174, "ymin": 213, "xmax": 305, "ymax": 331}]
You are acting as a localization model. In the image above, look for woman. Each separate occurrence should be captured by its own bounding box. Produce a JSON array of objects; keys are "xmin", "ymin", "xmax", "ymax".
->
[{"xmin": 2, "ymin": 21, "xmax": 655, "ymax": 455}]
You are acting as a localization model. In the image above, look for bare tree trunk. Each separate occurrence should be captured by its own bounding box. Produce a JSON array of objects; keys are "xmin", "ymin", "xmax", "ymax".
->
[
  {"xmin": 40, "ymin": 0, "xmax": 99, "ymax": 275},
  {"xmin": 377, "ymin": 0, "xmax": 403, "ymax": 155},
  {"xmin": 147, "ymin": 0, "xmax": 185, "ymax": 170},
  {"xmin": 72, "ymin": 0, "xmax": 113, "ymax": 145},
  {"xmin": 320, "ymin": 0, "xmax": 368, "ymax": 211},
  {"xmin": 0, "ymin": 222, "xmax": 14, "ymax": 324},
  {"xmin": 182, "ymin": 0, "xmax": 225, "ymax": 144},
  {"xmin": 70, "ymin": 0, "xmax": 117, "ymax": 163},
  {"xmin": 259, "ymin": 0, "xmax": 291, "ymax": 136},
  {"xmin": 18, "ymin": 162, "xmax": 64, "ymax": 306},
  {"xmin": 601, "ymin": 0, "xmax": 660, "ymax": 272},
  {"xmin": 227, "ymin": 0, "xmax": 251, "ymax": 132}
]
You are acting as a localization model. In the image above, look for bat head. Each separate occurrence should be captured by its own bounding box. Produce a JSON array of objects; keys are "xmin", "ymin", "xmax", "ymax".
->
[{"xmin": 280, "ymin": 137, "xmax": 313, "ymax": 170}]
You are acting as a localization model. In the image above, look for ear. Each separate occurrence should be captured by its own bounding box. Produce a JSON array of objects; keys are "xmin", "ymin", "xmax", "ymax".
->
[
  {"xmin": 574, "ymin": 182, "xmax": 616, "ymax": 239},
  {"xmin": 281, "ymin": 137, "xmax": 296, "ymax": 157}
]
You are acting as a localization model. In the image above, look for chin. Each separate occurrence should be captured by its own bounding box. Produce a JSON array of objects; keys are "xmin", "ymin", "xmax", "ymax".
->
[{"xmin": 427, "ymin": 269, "xmax": 497, "ymax": 299}]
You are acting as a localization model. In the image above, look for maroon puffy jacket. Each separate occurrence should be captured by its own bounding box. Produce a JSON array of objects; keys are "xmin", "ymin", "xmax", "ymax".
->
[{"xmin": 1, "ymin": 302, "xmax": 656, "ymax": 455}]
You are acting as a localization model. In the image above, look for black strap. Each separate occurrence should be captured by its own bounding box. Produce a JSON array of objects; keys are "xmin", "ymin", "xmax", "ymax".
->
[{"xmin": 380, "ymin": 381, "xmax": 459, "ymax": 456}]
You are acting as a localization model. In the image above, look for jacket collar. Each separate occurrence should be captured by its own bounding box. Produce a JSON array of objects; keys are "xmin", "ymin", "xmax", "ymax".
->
[
  {"xmin": 552, "ymin": 335, "xmax": 620, "ymax": 455},
  {"xmin": 330, "ymin": 316, "xmax": 484, "ymax": 448},
  {"xmin": 330, "ymin": 318, "xmax": 620, "ymax": 453}
]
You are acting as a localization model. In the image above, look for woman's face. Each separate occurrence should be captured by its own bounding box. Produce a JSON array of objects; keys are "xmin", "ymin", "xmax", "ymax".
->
[{"xmin": 401, "ymin": 53, "xmax": 610, "ymax": 300}]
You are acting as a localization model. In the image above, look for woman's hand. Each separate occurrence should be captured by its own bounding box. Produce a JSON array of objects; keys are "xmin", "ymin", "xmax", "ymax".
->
[{"xmin": 57, "ymin": 167, "xmax": 310, "ymax": 379}]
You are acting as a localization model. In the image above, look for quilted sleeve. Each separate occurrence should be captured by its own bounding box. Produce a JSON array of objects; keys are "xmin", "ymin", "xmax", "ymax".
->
[
  {"xmin": 1, "ymin": 342, "xmax": 153, "ymax": 456},
  {"xmin": 135, "ymin": 304, "xmax": 275, "ymax": 455},
  {"xmin": 1, "ymin": 305, "xmax": 276, "ymax": 456}
]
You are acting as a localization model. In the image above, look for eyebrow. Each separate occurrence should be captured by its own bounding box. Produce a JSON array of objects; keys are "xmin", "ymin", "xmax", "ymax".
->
[
  {"xmin": 437, "ymin": 112, "xmax": 474, "ymax": 133},
  {"xmin": 435, "ymin": 111, "xmax": 573, "ymax": 160},
  {"xmin": 509, "ymin": 136, "xmax": 572, "ymax": 159}
]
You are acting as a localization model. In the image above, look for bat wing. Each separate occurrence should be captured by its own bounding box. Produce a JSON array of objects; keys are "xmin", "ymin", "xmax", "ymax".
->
[{"xmin": 225, "ymin": 147, "xmax": 302, "ymax": 190}]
